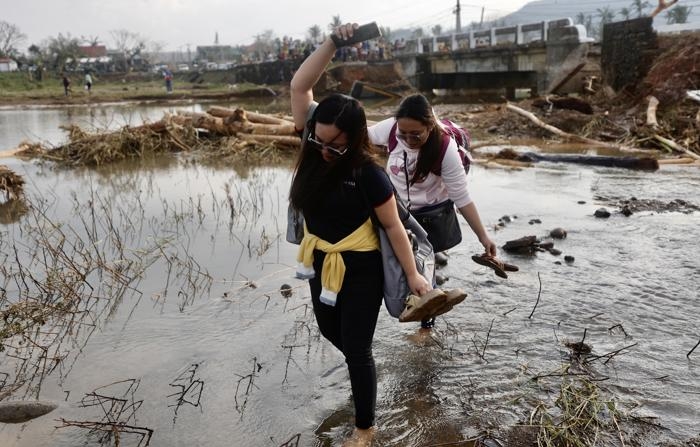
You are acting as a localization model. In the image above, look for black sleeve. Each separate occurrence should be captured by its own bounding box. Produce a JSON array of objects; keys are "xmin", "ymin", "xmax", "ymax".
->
[{"xmin": 359, "ymin": 164, "xmax": 393, "ymax": 208}]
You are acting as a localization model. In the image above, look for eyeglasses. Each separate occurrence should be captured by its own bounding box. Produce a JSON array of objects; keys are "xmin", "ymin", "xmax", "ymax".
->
[
  {"xmin": 395, "ymin": 130, "xmax": 427, "ymax": 144},
  {"xmin": 308, "ymin": 135, "xmax": 349, "ymax": 156}
]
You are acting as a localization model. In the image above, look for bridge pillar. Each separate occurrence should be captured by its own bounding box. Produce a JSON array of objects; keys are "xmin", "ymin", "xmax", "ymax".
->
[
  {"xmin": 469, "ymin": 31, "xmax": 475, "ymax": 49},
  {"xmin": 516, "ymin": 25, "xmax": 523, "ymax": 45}
]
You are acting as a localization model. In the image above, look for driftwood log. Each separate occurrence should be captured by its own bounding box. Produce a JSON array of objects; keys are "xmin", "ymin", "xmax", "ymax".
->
[
  {"xmin": 172, "ymin": 107, "xmax": 300, "ymax": 150},
  {"xmin": 506, "ymin": 150, "xmax": 660, "ymax": 171}
]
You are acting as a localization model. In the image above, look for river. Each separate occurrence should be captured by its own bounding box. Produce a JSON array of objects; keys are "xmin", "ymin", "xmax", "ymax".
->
[{"xmin": 0, "ymin": 102, "xmax": 698, "ymax": 446}]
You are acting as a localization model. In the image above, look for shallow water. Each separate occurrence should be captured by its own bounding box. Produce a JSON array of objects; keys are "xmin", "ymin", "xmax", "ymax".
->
[{"xmin": 0, "ymin": 105, "xmax": 699, "ymax": 446}]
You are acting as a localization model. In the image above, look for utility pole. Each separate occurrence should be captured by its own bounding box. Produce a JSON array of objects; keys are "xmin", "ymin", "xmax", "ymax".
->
[
  {"xmin": 480, "ymin": 6, "xmax": 485, "ymax": 27},
  {"xmin": 454, "ymin": 0, "xmax": 462, "ymax": 32}
]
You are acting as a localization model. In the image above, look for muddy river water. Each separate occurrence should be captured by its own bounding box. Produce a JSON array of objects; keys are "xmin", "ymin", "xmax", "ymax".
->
[{"xmin": 0, "ymin": 102, "xmax": 698, "ymax": 446}]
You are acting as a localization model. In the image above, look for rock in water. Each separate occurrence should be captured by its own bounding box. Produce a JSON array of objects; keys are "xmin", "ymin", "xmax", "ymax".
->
[{"xmin": 0, "ymin": 401, "xmax": 58, "ymax": 423}]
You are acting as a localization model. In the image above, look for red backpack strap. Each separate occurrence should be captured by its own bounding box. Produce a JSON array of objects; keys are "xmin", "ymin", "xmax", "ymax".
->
[
  {"xmin": 430, "ymin": 131, "xmax": 451, "ymax": 176},
  {"xmin": 388, "ymin": 121, "xmax": 398, "ymax": 152}
]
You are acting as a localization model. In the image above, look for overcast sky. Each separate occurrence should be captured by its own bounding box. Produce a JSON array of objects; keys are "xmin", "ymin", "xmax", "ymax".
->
[{"xmin": 2, "ymin": 0, "xmax": 529, "ymax": 52}]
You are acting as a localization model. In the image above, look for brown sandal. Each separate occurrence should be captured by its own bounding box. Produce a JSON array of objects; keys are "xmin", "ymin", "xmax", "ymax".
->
[
  {"xmin": 431, "ymin": 288, "xmax": 468, "ymax": 318},
  {"xmin": 399, "ymin": 289, "xmax": 447, "ymax": 322},
  {"xmin": 471, "ymin": 254, "xmax": 519, "ymax": 278}
]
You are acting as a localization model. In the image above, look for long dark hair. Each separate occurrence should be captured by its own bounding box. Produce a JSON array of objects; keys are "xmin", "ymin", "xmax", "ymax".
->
[
  {"xmin": 395, "ymin": 94, "xmax": 445, "ymax": 184},
  {"xmin": 290, "ymin": 93, "xmax": 380, "ymax": 213}
]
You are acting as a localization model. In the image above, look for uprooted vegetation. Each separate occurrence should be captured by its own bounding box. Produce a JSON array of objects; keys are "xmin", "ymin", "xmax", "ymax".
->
[
  {"xmin": 435, "ymin": 32, "xmax": 700, "ymax": 162},
  {"xmin": 8, "ymin": 106, "xmax": 300, "ymax": 167}
]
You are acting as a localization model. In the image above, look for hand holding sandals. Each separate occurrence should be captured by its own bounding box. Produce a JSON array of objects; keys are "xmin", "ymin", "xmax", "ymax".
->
[{"xmin": 471, "ymin": 253, "xmax": 520, "ymax": 279}]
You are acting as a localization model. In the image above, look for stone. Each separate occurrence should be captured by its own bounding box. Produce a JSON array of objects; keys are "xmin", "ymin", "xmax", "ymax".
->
[
  {"xmin": 594, "ymin": 208, "xmax": 611, "ymax": 218},
  {"xmin": 550, "ymin": 227, "xmax": 567, "ymax": 239}
]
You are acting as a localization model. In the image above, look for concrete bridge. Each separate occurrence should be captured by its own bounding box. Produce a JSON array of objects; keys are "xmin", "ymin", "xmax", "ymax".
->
[{"xmin": 393, "ymin": 18, "xmax": 594, "ymax": 97}]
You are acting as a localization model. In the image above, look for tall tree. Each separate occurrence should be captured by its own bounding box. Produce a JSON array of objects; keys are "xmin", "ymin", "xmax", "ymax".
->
[
  {"xmin": 575, "ymin": 12, "xmax": 596, "ymax": 37},
  {"xmin": 631, "ymin": 0, "xmax": 651, "ymax": 17},
  {"xmin": 0, "ymin": 21, "xmax": 26, "ymax": 58},
  {"xmin": 252, "ymin": 29, "xmax": 276, "ymax": 61},
  {"xmin": 431, "ymin": 25, "xmax": 443, "ymax": 36},
  {"xmin": 45, "ymin": 33, "xmax": 81, "ymax": 72},
  {"xmin": 307, "ymin": 25, "xmax": 322, "ymax": 43},
  {"xmin": 665, "ymin": 5, "xmax": 693, "ymax": 23},
  {"xmin": 83, "ymin": 35, "xmax": 101, "ymax": 47},
  {"xmin": 619, "ymin": 7, "xmax": 632, "ymax": 19},
  {"xmin": 597, "ymin": 7, "xmax": 616, "ymax": 25},
  {"xmin": 328, "ymin": 15, "xmax": 342, "ymax": 32},
  {"xmin": 110, "ymin": 29, "xmax": 146, "ymax": 72}
]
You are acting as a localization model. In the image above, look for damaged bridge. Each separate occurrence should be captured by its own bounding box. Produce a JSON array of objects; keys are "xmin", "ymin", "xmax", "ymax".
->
[{"xmin": 393, "ymin": 18, "xmax": 594, "ymax": 97}]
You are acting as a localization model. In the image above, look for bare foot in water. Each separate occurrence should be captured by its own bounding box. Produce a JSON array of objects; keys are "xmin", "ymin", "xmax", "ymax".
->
[{"xmin": 342, "ymin": 426, "xmax": 376, "ymax": 446}]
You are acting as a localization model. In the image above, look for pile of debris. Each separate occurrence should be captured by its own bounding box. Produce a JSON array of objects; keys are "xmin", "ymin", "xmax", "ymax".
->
[{"xmin": 6, "ymin": 107, "xmax": 301, "ymax": 167}]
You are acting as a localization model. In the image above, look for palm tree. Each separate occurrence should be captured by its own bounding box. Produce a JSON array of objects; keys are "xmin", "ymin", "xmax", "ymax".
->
[
  {"xmin": 431, "ymin": 25, "xmax": 443, "ymax": 37},
  {"xmin": 666, "ymin": 5, "xmax": 693, "ymax": 23},
  {"xmin": 619, "ymin": 7, "xmax": 632, "ymax": 20},
  {"xmin": 630, "ymin": 0, "xmax": 650, "ymax": 18},
  {"xmin": 307, "ymin": 25, "xmax": 322, "ymax": 43},
  {"xmin": 597, "ymin": 7, "xmax": 616, "ymax": 25},
  {"xmin": 328, "ymin": 15, "xmax": 342, "ymax": 32}
]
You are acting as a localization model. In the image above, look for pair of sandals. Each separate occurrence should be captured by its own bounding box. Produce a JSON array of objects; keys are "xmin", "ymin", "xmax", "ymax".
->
[
  {"xmin": 398, "ymin": 288, "xmax": 467, "ymax": 323},
  {"xmin": 471, "ymin": 253, "xmax": 519, "ymax": 278}
]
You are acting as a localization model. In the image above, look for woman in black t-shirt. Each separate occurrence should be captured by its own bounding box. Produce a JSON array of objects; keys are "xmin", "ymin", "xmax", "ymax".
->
[{"xmin": 289, "ymin": 24, "xmax": 432, "ymax": 446}]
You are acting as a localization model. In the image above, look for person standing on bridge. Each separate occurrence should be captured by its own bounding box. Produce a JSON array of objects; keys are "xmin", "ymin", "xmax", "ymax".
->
[
  {"xmin": 289, "ymin": 22, "xmax": 435, "ymax": 447},
  {"xmin": 367, "ymin": 94, "xmax": 498, "ymax": 331}
]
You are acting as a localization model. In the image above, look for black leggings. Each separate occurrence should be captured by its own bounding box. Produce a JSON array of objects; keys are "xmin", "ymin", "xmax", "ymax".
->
[{"xmin": 310, "ymin": 250, "xmax": 384, "ymax": 429}]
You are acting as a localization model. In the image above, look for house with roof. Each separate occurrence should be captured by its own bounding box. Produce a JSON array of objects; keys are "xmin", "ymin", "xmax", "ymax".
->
[{"xmin": 0, "ymin": 58, "xmax": 18, "ymax": 72}]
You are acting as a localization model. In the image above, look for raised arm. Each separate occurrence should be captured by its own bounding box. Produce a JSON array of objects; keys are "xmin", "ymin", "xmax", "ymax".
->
[{"xmin": 290, "ymin": 24, "xmax": 357, "ymax": 130}]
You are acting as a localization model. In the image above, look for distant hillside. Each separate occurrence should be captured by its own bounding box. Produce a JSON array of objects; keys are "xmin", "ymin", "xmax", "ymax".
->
[
  {"xmin": 386, "ymin": 0, "xmax": 699, "ymax": 42},
  {"xmin": 498, "ymin": 0, "xmax": 700, "ymax": 37}
]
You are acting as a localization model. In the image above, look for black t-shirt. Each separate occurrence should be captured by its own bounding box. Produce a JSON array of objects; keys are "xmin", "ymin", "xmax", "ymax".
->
[{"xmin": 305, "ymin": 163, "xmax": 393, "ymax": 244}]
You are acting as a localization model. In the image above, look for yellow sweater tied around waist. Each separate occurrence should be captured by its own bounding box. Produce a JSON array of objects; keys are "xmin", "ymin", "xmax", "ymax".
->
[{"xmin": 296, "ymin": 217, "xmax": 379, "ymax": 306}]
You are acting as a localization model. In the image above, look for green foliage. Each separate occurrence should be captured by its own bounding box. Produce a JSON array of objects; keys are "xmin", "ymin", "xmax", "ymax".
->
[
  {"xmin": 666, "ymin": 5, "xmax": 693, "ymax": 24},
  {"xmin": 45, "ymin": 33, "xmax": 81, "ymax": 73},
  {"xmin": 630, "ymin": 0, "xmax": 650, "ymax": 18}
]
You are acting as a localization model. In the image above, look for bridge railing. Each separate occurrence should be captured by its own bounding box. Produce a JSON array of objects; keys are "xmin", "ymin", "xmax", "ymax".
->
[{"xmin": 394, "ymin": 18, "xmax": 591, "ymax": 55}]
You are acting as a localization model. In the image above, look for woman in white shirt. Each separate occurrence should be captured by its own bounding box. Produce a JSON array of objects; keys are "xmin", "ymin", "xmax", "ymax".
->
[{"xmin": 368, "ymin": 94, "xmax": 497, "ymax": 329}]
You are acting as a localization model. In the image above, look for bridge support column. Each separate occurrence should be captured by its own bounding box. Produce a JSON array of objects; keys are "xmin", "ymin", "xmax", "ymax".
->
[
  {"xmin": 516, "ymin": 25, "xmax": 523, "ymax": 45},
  {"xmin": 469, "ymin": 31, "xmax": 475, "ymax": 49}
]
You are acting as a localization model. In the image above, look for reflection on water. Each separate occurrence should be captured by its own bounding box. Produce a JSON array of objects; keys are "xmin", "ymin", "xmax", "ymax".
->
[{"xmin": 0, "ymin": 105, "xmax": 699, "ymax": 447}]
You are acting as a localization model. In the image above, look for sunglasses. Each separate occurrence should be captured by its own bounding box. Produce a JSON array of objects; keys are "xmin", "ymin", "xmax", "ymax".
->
[
  {"xmin": 395, "ymin": 130, "xmax": 428, "ymax": 144},
  {"xmin": 308, "ymin": 135, "xmax": 349, "ymax": 156}
]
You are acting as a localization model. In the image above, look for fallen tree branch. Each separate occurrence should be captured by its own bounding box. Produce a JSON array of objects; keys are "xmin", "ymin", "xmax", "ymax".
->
[
  {"xmin": 688, "ymin": 339, "xmax": 700, "ymax": 358},
  {"xmin": 528, "ymin": 272, "xmax": 542, "ymax": 319},
  {"xmin": 653, "ymin": 134, "xmax": 700, "ymax": 160},
  {"xmin": 506, "ymin": 103, "xmax": 645, "ymax": 153}
]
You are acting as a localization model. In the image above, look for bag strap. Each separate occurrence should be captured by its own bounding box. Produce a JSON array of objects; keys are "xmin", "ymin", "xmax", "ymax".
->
[{"xmin": 388, "ymin": 121, "xmax": 398, "ymax": 152}]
